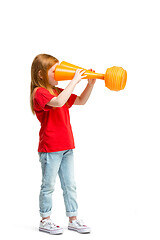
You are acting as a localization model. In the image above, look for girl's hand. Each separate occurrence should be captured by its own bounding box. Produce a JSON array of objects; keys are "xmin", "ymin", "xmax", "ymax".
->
[
  {"xmin": 72, "ymin": 69, "xmax": 87, "ymax": 84},
  {"xmin": 88, "ymin": 69, "xmax": 96, "ymax": 85}
]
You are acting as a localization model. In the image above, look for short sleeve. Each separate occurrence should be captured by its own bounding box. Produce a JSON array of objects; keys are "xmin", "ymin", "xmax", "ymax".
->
[{"xmin": 34, "ymin": 88, "xmax": 55, "ymax": 111}]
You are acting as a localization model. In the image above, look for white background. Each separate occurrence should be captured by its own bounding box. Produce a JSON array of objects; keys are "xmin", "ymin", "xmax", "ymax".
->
[{"xmin": 0, "ymin": 0, "xmax": 160, "ymax": 239}]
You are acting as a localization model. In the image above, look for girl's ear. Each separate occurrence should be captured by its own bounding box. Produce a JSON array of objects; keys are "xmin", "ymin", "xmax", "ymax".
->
[{"xmin": 38, "ymin": 70, "xmax": 43, "ymax": 79}]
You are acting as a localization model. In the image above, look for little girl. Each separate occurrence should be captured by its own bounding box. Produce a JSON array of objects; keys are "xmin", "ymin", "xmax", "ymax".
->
[{"xmin": 30, "ymin": 54, "xmax": 96, "ymax": 234}]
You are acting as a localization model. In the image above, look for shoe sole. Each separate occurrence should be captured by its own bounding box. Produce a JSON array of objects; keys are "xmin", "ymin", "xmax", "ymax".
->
[
  {"xmin": 68, "ymin": 226, "xmax": 90, "ymax": 234},
  {"xmin": 39, "ymin": 227, "xmax": 64, "ymax": 235}
]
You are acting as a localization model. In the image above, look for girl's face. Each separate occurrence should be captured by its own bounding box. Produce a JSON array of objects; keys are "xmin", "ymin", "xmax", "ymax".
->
[{"xmin": 48, "ymin": 62, "xmax": 59, "ymax": 86}]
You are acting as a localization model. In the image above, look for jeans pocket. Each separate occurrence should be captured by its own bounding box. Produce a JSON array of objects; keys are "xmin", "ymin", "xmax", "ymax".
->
[{"xmin": 38, "ymin": 152, "xmax": 46, "ymax": 163}]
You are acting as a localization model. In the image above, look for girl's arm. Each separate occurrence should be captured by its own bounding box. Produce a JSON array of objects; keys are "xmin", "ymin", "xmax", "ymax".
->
[
  {"xmin": 74, "ymin": 69, "xmax": 96, "ymax": 105},
  {"xmin": 47, "ymin": 69, "xmax": 87, "ymax": 107}
]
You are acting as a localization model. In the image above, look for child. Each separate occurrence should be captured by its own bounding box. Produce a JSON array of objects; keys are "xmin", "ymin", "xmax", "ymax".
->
[{"xmin": 30, "ymin": 54, "xmax": 96, "ymax": 234}]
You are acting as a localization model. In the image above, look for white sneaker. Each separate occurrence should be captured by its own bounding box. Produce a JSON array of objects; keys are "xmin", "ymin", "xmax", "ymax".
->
[
  {"xmin": 39, "ymin": 218, "xmax": 64, "ymax": 235},
  {"xmin": 68, "ymin": 219, "xmax": 91, "ymax": 234}
]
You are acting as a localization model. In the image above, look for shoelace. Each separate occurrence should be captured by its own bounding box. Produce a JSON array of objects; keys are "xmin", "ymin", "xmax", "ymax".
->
[
  {"xmin": 42, "ymin": 219, "xmax": 58, "ymax": 228},
  {"xmin": 75, "ymin": 219, "xmax": 85, "ymax": 226}
]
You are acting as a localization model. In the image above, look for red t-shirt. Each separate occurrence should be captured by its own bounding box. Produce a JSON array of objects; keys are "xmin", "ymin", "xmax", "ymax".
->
[{"xmin": 33, "ymin": 87, "xmax": 77, "ymax": 152}]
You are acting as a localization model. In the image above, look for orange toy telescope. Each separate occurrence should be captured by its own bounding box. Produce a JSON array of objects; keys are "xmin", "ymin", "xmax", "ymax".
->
[{"xmin": 54, "ymin": 61, "xmax": 127, "ymax": 91}]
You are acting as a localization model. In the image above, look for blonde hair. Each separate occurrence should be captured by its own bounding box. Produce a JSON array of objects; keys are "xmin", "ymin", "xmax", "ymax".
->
[{"xmin": 30, "ymin": 54, "xmax": 59, "ymax": 114}]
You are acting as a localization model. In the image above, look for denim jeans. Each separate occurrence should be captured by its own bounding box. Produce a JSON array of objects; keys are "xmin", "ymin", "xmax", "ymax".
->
[{"xmin": 39, "ymin": 149, "xmax": 78, "ymax": 218}]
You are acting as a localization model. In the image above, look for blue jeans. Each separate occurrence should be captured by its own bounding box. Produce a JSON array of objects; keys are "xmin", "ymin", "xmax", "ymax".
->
[{"xmin": 39, "ymin": 149, "xmax": 78, "ymax": 218}]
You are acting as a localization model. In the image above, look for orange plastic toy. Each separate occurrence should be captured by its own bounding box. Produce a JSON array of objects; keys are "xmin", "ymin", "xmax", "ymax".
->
[{"xmin": 54, "ymin": 61, "xmax": 127, "ymax": 91}]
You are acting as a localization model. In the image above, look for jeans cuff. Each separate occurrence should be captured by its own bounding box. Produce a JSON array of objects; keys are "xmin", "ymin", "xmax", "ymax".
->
[
  {"xmin": 66, "ymin": 211, "xmax": 78, "ymax": 217},
  {"xmin": 40, "ymin": 210, "xmax": 52, "ymax": 218}
]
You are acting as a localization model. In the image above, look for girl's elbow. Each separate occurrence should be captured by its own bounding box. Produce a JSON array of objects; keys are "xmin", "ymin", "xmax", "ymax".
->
[
  {"xmin": 58, "ymin": 102, "xmax": 64, "ymax": 107},
  {"xmin": 49, "ymin": 98, "xmax": 63, "ymax": 107},
  {"xmin": 79, "ymin": 97, "xmax": 86, "ymax": 105},
  {"xmin": 80, "ymin": 100, "xmax": 86, "ymax": 105},
  {"xmin": 55, "ymin": 100, "xmax": 63, "ymax": 107}
]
